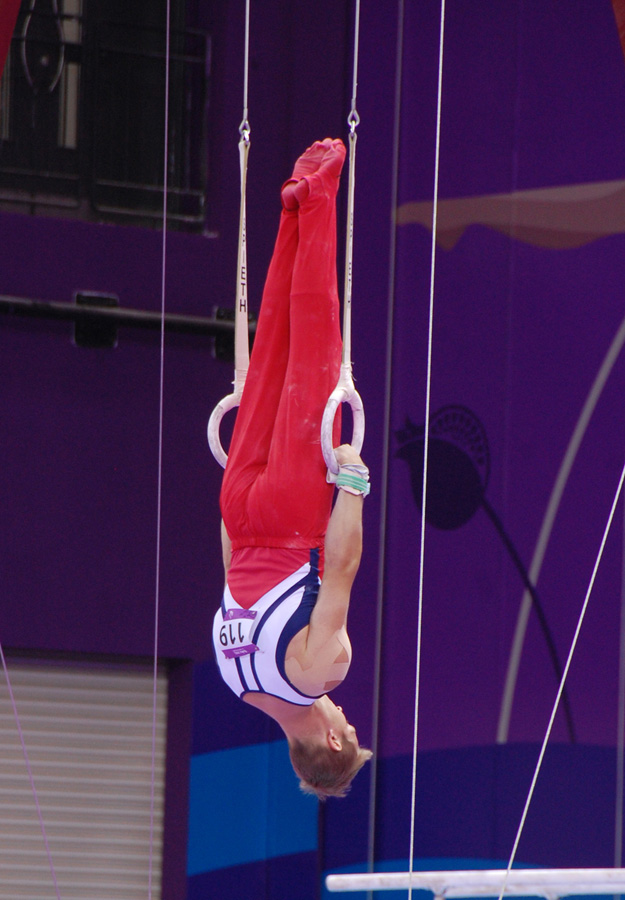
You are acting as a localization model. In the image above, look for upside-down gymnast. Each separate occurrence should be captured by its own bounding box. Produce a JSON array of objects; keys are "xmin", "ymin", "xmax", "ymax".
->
[{"xmin": 213, "ymin": 138, "xmax": 372, "ymax": 799}]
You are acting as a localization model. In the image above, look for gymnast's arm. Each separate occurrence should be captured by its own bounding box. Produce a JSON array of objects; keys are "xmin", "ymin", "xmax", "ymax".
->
[
  {"xmin": 221, "ymin": 519, "xmax": 232, "ymax": 586},
  {"xmin": 285, "ymin": 446, "xmax": 365, "ymax": 693}
]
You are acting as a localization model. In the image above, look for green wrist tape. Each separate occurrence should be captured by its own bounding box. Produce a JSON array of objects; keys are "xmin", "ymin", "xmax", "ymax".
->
[{"xmin": 336, "ymin": 473, "xmax": 371, "ymax": 496}]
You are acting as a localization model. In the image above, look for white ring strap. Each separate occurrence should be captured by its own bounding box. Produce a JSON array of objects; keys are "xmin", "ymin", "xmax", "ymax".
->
[
  {"xmin": 208, "ymin": 1, "xmax": 251, "ymax": 468},
  {"xmin": 321, "ymin": 0, "xmax": 366, "ymax": 476}
]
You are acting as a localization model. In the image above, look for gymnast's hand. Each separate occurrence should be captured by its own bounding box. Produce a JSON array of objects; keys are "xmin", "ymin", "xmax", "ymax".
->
[{"xmin": 334, "ymin": 443, "xmax": 365, "ymax": 468}]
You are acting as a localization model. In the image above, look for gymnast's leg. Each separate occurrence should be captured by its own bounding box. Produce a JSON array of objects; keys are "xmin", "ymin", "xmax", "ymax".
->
[
  {"xmin": 220, "ymin": 204, "xmax": 299, "ymax": 541},
  {"xmin": 245, "ymin": 139, "xmax": 345, "ymax": 549}
]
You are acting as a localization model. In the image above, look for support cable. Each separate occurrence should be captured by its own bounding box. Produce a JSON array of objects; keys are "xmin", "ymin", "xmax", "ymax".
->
[
  {"xmin": 615, "ymin": 498, "xmax": 625, "ymax": 874},
  {"xmin": 240, "ymin": 0, "xmax": 250, "ymax": 139},
  {"xmin": 148, "ymin": 0, "xmax": 171, "ymax": 896},
  {"xmin": 320, "ymin": 0, "xmax": 365, "ymax": 474},
  {"xmin": 367, "ymin": 0, "xmax": 406, "ymax": 892},
  {"xmin": 407, "ymin": 1, "xmax": 446, "ymax": 895},
  {"xmin": 497, "ymin": 457, "xmax": 625, "ymax": 900}
]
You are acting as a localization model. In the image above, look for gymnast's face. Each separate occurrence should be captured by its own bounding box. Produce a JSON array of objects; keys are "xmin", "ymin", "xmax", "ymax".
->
[{"xmin": 327, "ymin": 699, "xmax": 359, "ymax": 751}]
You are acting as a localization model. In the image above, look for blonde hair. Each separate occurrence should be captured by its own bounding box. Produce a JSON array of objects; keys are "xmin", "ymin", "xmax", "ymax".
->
[{"xmin": 288, "ymin": 739, "xmax": 373, "ymax": 800}]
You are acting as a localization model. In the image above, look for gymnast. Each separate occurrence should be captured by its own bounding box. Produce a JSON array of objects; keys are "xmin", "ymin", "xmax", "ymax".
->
[{"xmin": 213, "ymin": 138, "xmax": 372, "ymax": 799}]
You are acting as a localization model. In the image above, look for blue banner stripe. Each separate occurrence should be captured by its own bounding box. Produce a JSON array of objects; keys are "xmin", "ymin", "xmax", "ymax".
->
[{"xmin": 187, "ymin": 740, "xmax": 318, "ymax": 874}]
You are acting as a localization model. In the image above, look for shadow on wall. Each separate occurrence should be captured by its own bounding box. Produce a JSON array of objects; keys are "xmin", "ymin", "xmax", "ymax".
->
[{"xmin": 395, "ymin": 404, "xmax": 575, "ymax": 742}]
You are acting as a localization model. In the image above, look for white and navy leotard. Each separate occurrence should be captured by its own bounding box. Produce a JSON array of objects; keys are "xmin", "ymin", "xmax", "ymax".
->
[{"xmin": 213, "ymin": 549, "xmax": 322, "ymax": 706}]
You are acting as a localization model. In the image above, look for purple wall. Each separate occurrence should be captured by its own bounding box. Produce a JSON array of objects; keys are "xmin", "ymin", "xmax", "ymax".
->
[
  {"xmin": 1, "ymin": 218, "xmax": 219, "ymax": 659},
  {"xmin": 383, "ymin": 0, "xmax": 625, "ymax": 753},
  {"xmin": 4, "ymin": 0, "xmax": 625, "ymax": 896}
]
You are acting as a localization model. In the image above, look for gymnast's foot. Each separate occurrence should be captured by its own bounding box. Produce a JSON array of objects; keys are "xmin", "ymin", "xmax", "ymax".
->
[{"xmin": 281, "ymin": 138, "xmax": 346, "ymax": 210}]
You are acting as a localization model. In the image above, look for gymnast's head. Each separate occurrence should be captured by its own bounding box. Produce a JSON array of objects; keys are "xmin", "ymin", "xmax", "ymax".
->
[{"xmin": 287, "ymin": 697, "xmax": 373, "ymax": 800}]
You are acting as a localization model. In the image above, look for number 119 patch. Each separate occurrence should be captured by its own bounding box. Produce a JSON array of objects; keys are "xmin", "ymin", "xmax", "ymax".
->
[{"xmin": 219, "ymin": 608, "xmax": 258, "ymax": 659}]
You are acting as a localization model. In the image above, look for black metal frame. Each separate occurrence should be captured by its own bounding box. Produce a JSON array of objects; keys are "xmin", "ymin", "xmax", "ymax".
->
[
  {"xmin": 0, "ymin": 292, "xmax": 256, "ymax": 360},
  {"xmin": 0, "ymin": 0, "xmax": 210, "ymax": 230},
  {"xmin": 0, "ymin": 293, "xmax": 253, "ymax": 337}
]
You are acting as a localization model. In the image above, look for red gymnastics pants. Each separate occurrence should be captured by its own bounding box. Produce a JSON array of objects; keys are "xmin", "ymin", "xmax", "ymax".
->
[
  {"xmin": 220, "ymin": 166, "xmax": 342, "ymax": 553},
  {"xmin": 0, "ymin": 1, "xmax": 21, "ymax": 80}
]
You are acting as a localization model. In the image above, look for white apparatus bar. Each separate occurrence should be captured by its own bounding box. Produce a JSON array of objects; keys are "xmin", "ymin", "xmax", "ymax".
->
[{"xmin": 325, "ymin": 868, "xmax": 625, "ymax": 897}]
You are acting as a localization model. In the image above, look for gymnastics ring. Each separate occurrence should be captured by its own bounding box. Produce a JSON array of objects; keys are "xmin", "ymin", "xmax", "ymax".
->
[
  {"xmin": 208, "ymin": 388, "xmax": 244, "ymax": 469},
  {"xmin": 321, "ymin": 363, "xmax": 365, "ymax": 476}
]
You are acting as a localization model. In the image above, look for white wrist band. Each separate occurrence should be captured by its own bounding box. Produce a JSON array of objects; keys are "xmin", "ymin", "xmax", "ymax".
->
[{"xmin": 335, "ymin": 463, "xmax": 370, "ymax": 496}]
